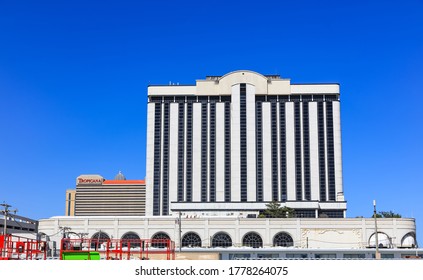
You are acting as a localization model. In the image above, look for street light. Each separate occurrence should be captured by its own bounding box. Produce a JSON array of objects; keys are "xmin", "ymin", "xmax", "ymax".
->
[{"xmin": 373, "ymin": 200, "xmax": 381, "ymax": 259}]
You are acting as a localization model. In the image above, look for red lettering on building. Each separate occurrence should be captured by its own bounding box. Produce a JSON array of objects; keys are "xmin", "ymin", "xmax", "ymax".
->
[{"xmin": 77, "ymin": 178, "xmax": 103, "ymax": 184}]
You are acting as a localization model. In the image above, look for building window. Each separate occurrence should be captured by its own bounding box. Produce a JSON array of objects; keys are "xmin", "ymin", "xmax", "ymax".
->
[
  {"xmin": 224, "ymin": 102, "xmax": 231, "ymax": 202},
  {"xmin": 343, "ymin": 254, "xmax": 365, "ymax": 259},
  {"xmin": 319, "ymin": 210, "xmax": 343, "ymax": 218},
  {"xmin": 279, "ymin": 100, "xmax": 287, "ymax": 201},
  {"xmin": 209, "ymin": 102, "xmax": 216, "ymax": 202},
  {"xmin": 257, "ymin": 253, "xmax": 280, "ymax": 259},
  {"xmin": 240, "ymin": 84, "xmax": 248, "ymax": 202},
  {"xmin": 211, "ymin": 232, "xmax": 232, "ymax": 248},
  {"xmin": 326, "ymin": 101, "xmax": 336, "ymax": 201},
  {"xmin": 294, "ymin": 101, "xmax": 302, "ymax": 200},
  {"xmin": 90, "ymin": 232, "xmax": 110, "ymax": 249},
  {"xmin": 151, "ymin": 232, "xmax": 171, "ymax": 248},
  {"xmin": 286, "ymin": 253, "xmax": 308, "ymax": 259},
  {"xmin": 121, "ymin": 232, "xmax": 141, "ymax": 248},
  {"xmin": 186, "ymin": 102, "xmax": 193, "ymax": 202},
  {"xmin": 294, "ymin": 209, "xmax": 316, "ymax": 218},
  {"xmin": 229, "ymin": 253, "xmax": 251, "ymax": 260},
  {"xmin": 315, "ymin": 253, "xmax": 336, "ymax": 259},
  {"xmin": 177, "ymin": 102, "xmax": 185, "ymax": 202},
  {"xmin": 162, "ymin": 102, "xmax": 170, "ymax": 215},
  {"xmin": 273, "ymin": 232, "xmax": 294, "ymax": 247},
  {"xmin": 303, "ymin": 102, "xmax": 311, "ymax": 200},
  {"xmin": 182, "ymin": 232, "xmax": 202, "ymax": 248},
  {"xmin": 242, "ymin": 232, "xmax": 263, "ymax": 248},
  {"xmin": 317, "ymin": 102, "xmax": 326, "ymax": 201},
  {"xmin": 256, "ymin": 100, "xmax": 263, "ymax": 201},
  {"xmin": 401, "ymin": 232, "xmax": 416, "ymax": 248},
  {"xmin": 153, "ymin": 103, "xmax": 162, "ymax": 215},
  {"xmin": 271, "ymin": 99, "xmax": 278, "ymax": 201},
  {"xmin": 201, "ymin": 102, "xmax": 208, "ymax": 202}
]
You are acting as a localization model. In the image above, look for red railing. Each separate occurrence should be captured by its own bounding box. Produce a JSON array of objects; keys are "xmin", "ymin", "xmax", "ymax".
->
[
  {"xmin": 60, "ymin": 238, "xmax": 175, "ymax": 260},
  {"xmin": 0, "ymin": 234, "xmax": 46, "ymax": 260}
]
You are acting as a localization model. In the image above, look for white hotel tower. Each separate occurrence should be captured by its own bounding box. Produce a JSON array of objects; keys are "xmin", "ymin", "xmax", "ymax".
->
[{"xmin": 146, "ymin": 70, "xmax": 346, "ymax": 217}]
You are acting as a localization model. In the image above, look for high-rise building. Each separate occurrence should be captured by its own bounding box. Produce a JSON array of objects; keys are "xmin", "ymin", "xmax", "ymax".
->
[
  {"xmin": 146, "ymin": 70, "xmax": 345, "ymax": 217},
  {"xmin": 67, "ymin": 172, "xmax": 146, "ymax": 216}
]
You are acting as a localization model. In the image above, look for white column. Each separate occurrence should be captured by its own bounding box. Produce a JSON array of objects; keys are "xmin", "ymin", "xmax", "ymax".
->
[
  {"xmin": 169, "ymin": 103, "xmax": 179, "ymax": 210},
  {"xmin": 145, "ymin": 102, "xmax": 155, "ymax": 216},
  {"xmin": 309, "ymin": 102, "xmax": 319, "ymax": 201},
  {"xmin": 192, "ymin": 103, "xmax": 202, "ymax": 202},
  {"xmin": 216, "ymin": 103, "xmax": 225, "ymax": 201},
  {"xmin": 262, "ymin": 102, "xmax": 272, "ymax": 202},
  {"xmin": 231, "ymin": 84, "xmax": 240, "ymax": 201},
  {"xmin": 246, "ymin": 84, "xmax": 256, "ymax": 201},
  {"xmin": 332, "ymin": 101, "xmax": 344, "ymax": 198},
  {"xmin": 285, "ymin": 102, "xmax": 296, "ymax": 201}
]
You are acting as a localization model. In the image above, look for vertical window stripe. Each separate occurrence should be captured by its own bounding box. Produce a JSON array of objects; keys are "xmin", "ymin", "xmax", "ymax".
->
[
  {"xmin": 153, "ymin": 102, "xmax": 162, "ymax": 215},
  {"xmin": 318, "ymin": 101, "xmax": 326, "ymax": 201},
  {"xmin": 326, "ymin": 101, "xmax": 336, "ymax": 201},
  {"xmin": 240, "ymin": 84, "xmax": 248, "ymax": 202},
  {"xmin": 256, "ymin": 100, "xmax": 263, "ymax": 201},
  {"xmin": 209, "ymin": 102, "xmax": 216, "ymax": 202},
  {"xmin": 294, "ymin": 101, "xmax": 302, "ymax": 200},
  {"xmin": 162, "ymin": 102, "xmax": 170, "ymax": 215},
  {"xmin": 271, "ymin": 99, "xmax": 278, "ymax": 201},
  {"xmin": 201, "ymin": 102, "xmax": 208, "ymax": 202},
  {"xmin": 303, "ymin": 102, "xmax": 311, "ymax": 200},
  {"xmin": 279, "ymin": 100, "xmax": 287, "ymax": 201},
  {"xmin": 177, "ymin": 102, "xmax": 185, "ymax": 202},
  {"xmin": 186, "ymin": 102, "xmax": 193, "ymax": 202},
  {"xmin": 224, "ymin": 101, "xmax": 231, "ymax": 202}
]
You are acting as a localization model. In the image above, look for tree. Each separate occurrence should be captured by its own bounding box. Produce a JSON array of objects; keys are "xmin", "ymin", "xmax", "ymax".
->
[
  {"xmin": 372, "ymin": 211, "xmax": 402, "ymax": 218},
  {"xmin": 261, "ymin": 201, "xmax": 294, "ymax": 218}
]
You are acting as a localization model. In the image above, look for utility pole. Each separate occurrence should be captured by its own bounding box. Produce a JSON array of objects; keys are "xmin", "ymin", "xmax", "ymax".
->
[
  {"xmin": 178, "ymin": 211, "xmax": 182, "ymax": 253},
  {"xmin": 1, "ymin": 203, "xmax": 12, "ymax": 258},
  {"xmin": 373, "ymin": 200, "xmax": 381, "ymax": 259},
  {"xmin": 1, "ymin": 203, "xmax": 12, "ymax": 236}
]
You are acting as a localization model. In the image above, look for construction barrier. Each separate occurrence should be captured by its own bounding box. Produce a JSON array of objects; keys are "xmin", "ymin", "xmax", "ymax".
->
[
  {"xmin": 0, "ymin": 234, "xmax": 46, "ymax": 260},
  {"xmin": 60, "ymin": 238, "xmax": 175, "ymax": 260}
]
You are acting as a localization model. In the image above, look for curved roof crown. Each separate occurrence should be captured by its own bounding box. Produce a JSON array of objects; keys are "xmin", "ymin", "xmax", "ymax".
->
[{"xmin": 114, "ymin": 171, "xmax": 126, "ymax": 180}]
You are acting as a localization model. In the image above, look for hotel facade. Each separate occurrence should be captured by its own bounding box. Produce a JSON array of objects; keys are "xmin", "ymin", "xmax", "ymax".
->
[{"xmin": 146, "ymin": 70, "xmax": 345, "ymax": 217}]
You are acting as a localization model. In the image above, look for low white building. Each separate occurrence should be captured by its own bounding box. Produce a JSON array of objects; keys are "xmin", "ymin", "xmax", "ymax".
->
[{"xmin": 38, "ymin": 216, "xmax": 417, "ymax": 251}]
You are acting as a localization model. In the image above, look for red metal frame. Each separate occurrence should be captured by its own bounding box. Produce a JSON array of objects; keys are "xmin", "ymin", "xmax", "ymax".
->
[
  {"xmin": 0, "ymin": 234, "xmax": 47, "ymax": 260},
  {"xmin": 60, "ymin": 238, "xmax": 175, "ymax": 260}
]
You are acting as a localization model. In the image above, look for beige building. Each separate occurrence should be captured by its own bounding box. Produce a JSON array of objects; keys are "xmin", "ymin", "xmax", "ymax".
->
[
  {"xmin": 65, "ymin": 172, "xmax": 146, "ymax": 216},
  {"xmin": 65, "ymin": 189, "xmax": 76, "ymax": 216}
]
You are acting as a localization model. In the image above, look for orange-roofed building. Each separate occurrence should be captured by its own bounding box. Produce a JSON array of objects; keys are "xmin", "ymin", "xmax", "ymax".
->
[{"xmin": 66, "ymin": 172, "xmax": 146, "ymax": 216}]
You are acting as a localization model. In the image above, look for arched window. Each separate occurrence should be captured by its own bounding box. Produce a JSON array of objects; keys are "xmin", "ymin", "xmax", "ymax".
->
[
  {"xmin": 91, "ymin": 232, "xmax": 110, "ymax": 249},
  {"xmin": 211, "ymin": 232, "xmax": 232, "ymax": 248},
  {"xmin": 273, "ymin": 232, "xmax": 294, "ymax": 247},
  {"xmin": 369, "ymin": 232, "xmax": 390, "ymax": 248},
  {"xmin": 242, "ymin": 232, "xmax": 263, "ymax": 248},
  {"xmin": 401, "ymin": 232, "xmax": 416, "ymax": 248},
  {"xmin": 151, "ymin": 232, "xmax": 170, "ymax": 248},
  {"xmin": 122, "ymin": 232, "xmax": 141, "ymax": 248},
  {"xmin": 182, "ymin": 232, "xmax": 202, "ymax": 248}
]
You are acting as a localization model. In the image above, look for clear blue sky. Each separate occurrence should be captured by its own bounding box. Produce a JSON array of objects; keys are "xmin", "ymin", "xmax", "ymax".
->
[{"xmin": 1, "ymin": 1, "xmax": 422, "ymax": 241}]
